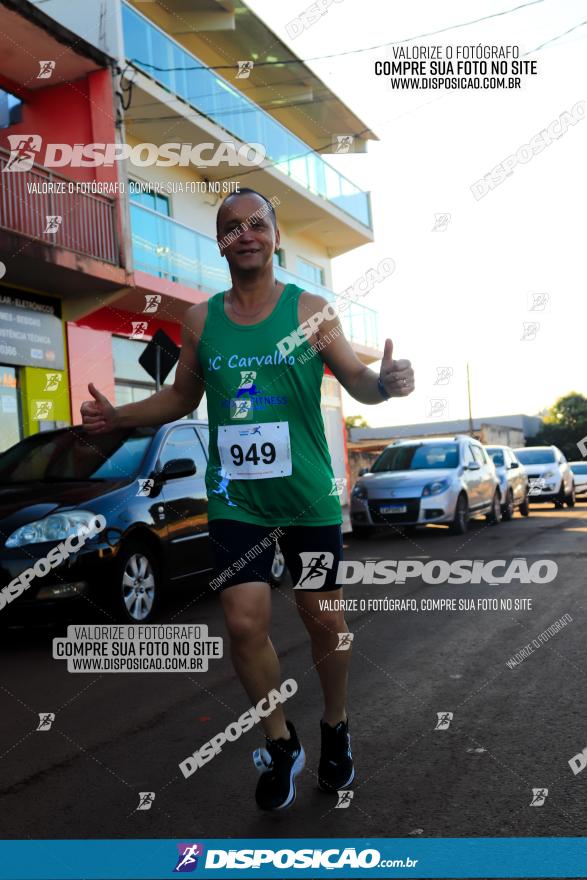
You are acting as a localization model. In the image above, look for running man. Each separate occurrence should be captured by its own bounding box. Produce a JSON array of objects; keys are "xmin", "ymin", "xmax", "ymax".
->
[{"xmin": 80, "ymin": 188, "xmax": 415, "ymax": 811}]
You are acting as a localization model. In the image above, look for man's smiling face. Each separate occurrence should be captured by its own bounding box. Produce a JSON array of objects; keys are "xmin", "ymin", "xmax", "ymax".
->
[{"xmin": 217, "ymin": 193, "xmax": 279, "ymax": 274}]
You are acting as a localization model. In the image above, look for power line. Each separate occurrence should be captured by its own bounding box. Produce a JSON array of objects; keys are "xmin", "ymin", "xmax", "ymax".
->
[
  {"xmin": 128, "ymin": 0, "xmax": 544, "ymax": 73},
  {"xmin": 523, "ymin": 17, "xmax": 587, "ymax": 55}
]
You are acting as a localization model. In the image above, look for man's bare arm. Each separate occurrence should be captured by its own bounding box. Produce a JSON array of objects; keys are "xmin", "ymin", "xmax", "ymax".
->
[
  {"xmin": 297, "ymin": 293, "xmax": 414, "ymax": 403},
  {"xmin": 81, "ymin": 303, "xmax": 208, "ymax": 433}
]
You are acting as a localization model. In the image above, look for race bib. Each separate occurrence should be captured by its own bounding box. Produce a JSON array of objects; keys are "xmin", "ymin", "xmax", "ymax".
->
[{"xmin": 217, "ymin": 421, "xmax": 292, "ymax": 480}]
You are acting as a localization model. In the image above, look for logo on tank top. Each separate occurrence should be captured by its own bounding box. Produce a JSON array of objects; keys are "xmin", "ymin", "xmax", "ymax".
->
[
  {"xmin": 236, "ymin": 371, "xmax": 259, "ymax": 396},
  {"xmin": 224, "ymin": 370, "xmax": 289, "ymax": 419}
]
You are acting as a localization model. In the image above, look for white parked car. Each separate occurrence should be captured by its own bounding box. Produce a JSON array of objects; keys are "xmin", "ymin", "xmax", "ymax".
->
[
  {"xmin": 351, "ymin": 435, "xmax": 501, "ymax": 536},
  {"xmin": 486, "ymin": 445, "xmax": 530, "ymax": 519},
  {"xmin": 568, "ymin": 462, "xmax": 587, "ymax": 501},
  {"xmin": 513, "ymin": 446, "xmax": 575, "ymax": 508}
]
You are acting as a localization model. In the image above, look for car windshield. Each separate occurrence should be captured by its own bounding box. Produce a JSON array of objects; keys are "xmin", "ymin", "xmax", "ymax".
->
[
  {"xmin": 0, "ymin": 427, "xmax": 155, "ymax": 484},
  {"xmin": 488, "ymin": 448, "xmax": 505, "ymax": 467},
  {"xmin": 515, "ymin": 449, "xmax": 555, "ymax": 465},
  {"xmin": 571, "ymin": 463, "xmax": 587, "ymax": 474},
  {"xmin": 371, "ymin": 443, "xmax": 459, "ymax": 472}
]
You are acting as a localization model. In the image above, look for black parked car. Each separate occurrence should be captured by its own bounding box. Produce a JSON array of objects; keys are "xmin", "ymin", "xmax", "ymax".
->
[{"xmin": 0, "ymin": 421, "xmax": 286, "ymax": 625}]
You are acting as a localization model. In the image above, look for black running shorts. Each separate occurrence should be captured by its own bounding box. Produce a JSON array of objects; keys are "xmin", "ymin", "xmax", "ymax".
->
[{"xmin": 208, "ymin": 519, "xmax": 343, "ymax": 592}]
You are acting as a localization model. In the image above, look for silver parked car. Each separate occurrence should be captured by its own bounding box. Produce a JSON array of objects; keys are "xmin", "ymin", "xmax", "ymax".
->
[
  {"xmin": 568, "ymin": 462, "xmax": 587, "ymax": 501},
  {"xmin": 513, "ymin": 446, "xmax": 575, "ymax": 508},
  {"xmin": 486, "ymin": 445, "xmax": 530, "ymax": 519},
  {"xmin": 351, "ymin": 435, "xmax": 501, "ymax": 536}
]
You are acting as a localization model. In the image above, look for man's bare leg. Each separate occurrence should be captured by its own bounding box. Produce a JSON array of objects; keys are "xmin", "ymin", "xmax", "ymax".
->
[
  {"xmin": 294, "ymin": 588, "xmax": 350, "ymax": 725},
  {"xmin": 220, "ymin": 581, "xmax": 290, "ymax": 740}
]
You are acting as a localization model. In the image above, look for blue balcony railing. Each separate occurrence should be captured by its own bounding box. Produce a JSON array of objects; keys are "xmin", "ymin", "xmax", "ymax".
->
[
  {"xmin": 122, "ymin": 3, "xmax": 372, "ymax": 230},
  {"xmin": 130, "ymin": 202, "xmax": 230, "ymax": 293},
  {"xmin": 274, "ymin": 266, "xmax": 378, "ymax": 349},
  {"xmin": 130, "ymin": 202, "xmax": 379, "ymax": 350}
]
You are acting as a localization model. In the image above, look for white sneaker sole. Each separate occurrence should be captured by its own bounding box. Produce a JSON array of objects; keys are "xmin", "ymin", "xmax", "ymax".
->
[{"xmin": 274, "ymin": 746, "xmax": 306, "ymax": 810}]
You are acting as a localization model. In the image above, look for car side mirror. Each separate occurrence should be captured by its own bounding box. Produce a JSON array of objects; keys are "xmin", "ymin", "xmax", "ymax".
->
[
  {"xmin": 358, "ymin": 467, "xmax": 370, "ymax": 476},
  {"xmin": 160, "ymin": 458, "xmax": 196, "ymax": 480},
  {"xmin": 467, "ymin": 462, "xmax": 481, "ymax": 471},
  {"xmin": 510, "ymin": 461, "xmax": 519, "ymax": 469}
]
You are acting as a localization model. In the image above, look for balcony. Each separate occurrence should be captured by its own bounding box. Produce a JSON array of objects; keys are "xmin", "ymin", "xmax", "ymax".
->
[
  {"xmin": 122, "ymin": 2, "xmax": 372, "ymax": 232},
  {"xmin": 0, "ymin": 148, "xmax": 128, "ymax": 307},
  {"xmin": 130, "ymin": 202, "xmax": 379, "ymax": 354},
  {"xmin": 274, "ymin": 266, "xmax": 378, "ymax": 351},
  {"xmin": 0, "ymin": 148, "xmax": 118, "ymax": 264}
]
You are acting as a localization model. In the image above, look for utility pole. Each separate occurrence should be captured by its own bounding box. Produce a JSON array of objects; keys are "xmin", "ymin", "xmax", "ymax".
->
[
  {"xmin": 466, "ymin": 362, "xmax": 474, "ymax": 437},
  {"xmin": 155, "ymin": 344, "xmax": 161, "ymax": 392}
]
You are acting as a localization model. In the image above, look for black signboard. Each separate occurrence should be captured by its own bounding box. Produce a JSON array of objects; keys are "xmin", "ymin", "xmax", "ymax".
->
[{"xmin": 138, "ymin": 328, "xmax": 180, "ymax": 387}]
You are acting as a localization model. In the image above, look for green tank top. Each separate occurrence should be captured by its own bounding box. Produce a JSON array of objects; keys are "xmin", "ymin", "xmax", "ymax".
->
[{"xmin": 199, "ymin": 283, "xmax": 343, "ymax": 527}]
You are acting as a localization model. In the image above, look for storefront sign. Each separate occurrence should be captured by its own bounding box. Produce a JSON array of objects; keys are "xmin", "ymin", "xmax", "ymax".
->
[{"xmin": 0, "ymin": 304, "xmax": 64, "ymax": 369}]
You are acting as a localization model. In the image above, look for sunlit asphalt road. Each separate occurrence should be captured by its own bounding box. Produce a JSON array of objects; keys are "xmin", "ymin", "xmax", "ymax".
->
[{"xmin": 1, "ymin": 503, "xmax": 586, "ymax": 854}]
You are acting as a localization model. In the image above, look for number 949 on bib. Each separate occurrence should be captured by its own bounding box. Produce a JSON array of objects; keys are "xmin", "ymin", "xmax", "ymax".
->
[{"xmin": 218, "ymin": 421, "xmax": 292, "ymax": 480}]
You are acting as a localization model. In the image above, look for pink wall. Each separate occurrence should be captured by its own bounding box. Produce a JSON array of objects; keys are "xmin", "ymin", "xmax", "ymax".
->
[
  {"xmin": 67, "ymin": 308, "xmax": 183, "ymax": 423},
  {"xmin": 67, "ymin": 323, "xmax": 115, "ymax": 426}
]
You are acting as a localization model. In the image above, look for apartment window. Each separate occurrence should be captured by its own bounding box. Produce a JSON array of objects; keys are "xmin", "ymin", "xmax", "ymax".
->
[
  {"xmin": 0, "ymin": 89, "xmax": 23, "ymax": 129},
  {"xmin": 128, "ymin": 180, "xmax": 171, "ymax": 215},
  {"xmin": 296, "ymin": 257, "xmax": 324, "ymax": 287},
  {"xmin": 128, "ymin": 182, "xmax": 177, "ymax": 282},
  {"xmin": 113, "ymin": 334, "xmax": 176, "ymax": 403}
]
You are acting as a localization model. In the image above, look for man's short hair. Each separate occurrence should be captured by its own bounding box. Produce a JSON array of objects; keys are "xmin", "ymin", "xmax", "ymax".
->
[{"xmin": 216, "ymin": 188, "xmax": 277, "ymax": 234}]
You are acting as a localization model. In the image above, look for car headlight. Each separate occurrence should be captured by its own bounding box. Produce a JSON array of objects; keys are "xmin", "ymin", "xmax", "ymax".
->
[
  {"xmin": 351, "ymin": 484, "xmax": 368, "ymax": 500},
  {"xmin": 542, "ymin": 470, "xmax": 556, "ymax": 480},
  {"xmin": 422, "ymin": 479, "xmax": 450, "ymax": 497},
  {"xmin": 5, "ymin": 510, "xmax": 103, "ymax": 548}
]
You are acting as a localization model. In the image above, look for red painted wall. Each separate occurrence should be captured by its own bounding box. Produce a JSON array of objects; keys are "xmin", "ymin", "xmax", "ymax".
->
[
  {"xmin": 74, "ymin": 308, "xmax": 182, "ymax": 347},
  {"xmin": 1, "ymin": 69, "xmax": 117, "ymax": 184},
  {"xmin": 68, "ymin": 308, "xmax": 182, "ymax": 423}
]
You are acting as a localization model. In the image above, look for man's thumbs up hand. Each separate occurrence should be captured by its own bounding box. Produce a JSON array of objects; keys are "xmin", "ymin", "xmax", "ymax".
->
[
  {"xmin": 379, "ymin": 338, "xmax": 415, "ymax": 398},
  {"xmin": 80, "ymin": 383, "xmax": 117, "ymax": 433}
]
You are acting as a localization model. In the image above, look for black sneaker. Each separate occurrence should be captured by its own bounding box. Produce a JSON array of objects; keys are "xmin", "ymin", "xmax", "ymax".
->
[
  {"xmin": 253, "ymin": 721, "xmax": 305, "ymax": 810},
  {"xmin": 318, "ymin": 717, "xmax": 354, "ymax": 792}
]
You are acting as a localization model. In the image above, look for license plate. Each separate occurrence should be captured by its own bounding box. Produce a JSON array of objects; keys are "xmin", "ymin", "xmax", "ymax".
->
[{"xmin": 380, "ymin": 504, "xmax": 407, "ymax": 514}]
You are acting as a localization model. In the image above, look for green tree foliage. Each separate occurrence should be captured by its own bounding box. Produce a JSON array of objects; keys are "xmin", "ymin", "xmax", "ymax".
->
[
  {"xmin": 529, "ymin": 393, "xmax": 587, "ymax": 459},
  {"xmin": 345, "ymin": 415, "xmax": 369, "ymax": 430}
]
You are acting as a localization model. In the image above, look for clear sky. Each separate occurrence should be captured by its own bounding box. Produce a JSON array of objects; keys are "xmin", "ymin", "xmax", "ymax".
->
[{"xmin": 247, "ymin": 0, "xmax": 587, "ymax": 428}]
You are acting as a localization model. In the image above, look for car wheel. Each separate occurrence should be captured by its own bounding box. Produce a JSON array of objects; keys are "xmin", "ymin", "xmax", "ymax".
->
[
  {"xmin": 502, "ymin": 490, "xmax": 514, "ymax": 521},
  {"xmin": 269, "ymin": 543, "xmax": 286, "ymax": 588},
  {"xmin": 519, "ymin": 491, "xmax": 530, "ymax": 517},
  {"xmin": 565, "ymin": 485, "xmax": 576, "ymax": 508},
  {"xmin": 449, "ymin": 494, "xmax": 469, "ymax": 534},
  {"xmin": 487, "ymin": 490, "xmax": 502, "ymax": 525},
  {"xmin": 111, "ymin": 540, "xmax": 160, "ymax": 623}
]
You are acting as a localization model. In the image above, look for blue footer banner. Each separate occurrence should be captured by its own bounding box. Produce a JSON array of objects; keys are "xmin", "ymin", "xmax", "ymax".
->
[{"xmin": 0, "ymin": 838, "xmax": 586, "ymax": 879}]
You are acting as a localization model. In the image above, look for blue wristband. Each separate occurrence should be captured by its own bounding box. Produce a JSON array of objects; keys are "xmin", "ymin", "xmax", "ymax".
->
[{"xmin": 377, "ymin": 376, "xmax": 390, "ymax": 400}]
